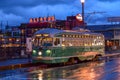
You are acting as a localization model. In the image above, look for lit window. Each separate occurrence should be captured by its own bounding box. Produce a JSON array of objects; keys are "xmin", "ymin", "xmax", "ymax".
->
[
  {"xmin": 2, "ymin": 39, "xmax": 5, "ymax": 41},
  {"xmin": 76, "ymin": 35, "xmax": 78, "ymax": 38},
  {"xmin": 36, "ymin": 34, "xmax": 42, "ymax": 37},
  {"xmin": 73, "ymin": 35, "xmax": 75, "ymax": 37},
  {"xmin": 69, "ymin": 35, "xmax": 72, "ymax": 37},
  {"xmin": 9, "ymin": 38, "xmax": 12, "ymax": 41},
  {"xmin": 66, "ymin": 35, "xmax": 68, "ymax": 37},
  {"xmin": 21, "ymin": 30, "xmax": 24, "ymax": 34},
  {"xmin": 43, "ymin": 34, "xmax": 49, "ymax": 37},
  {"xmin": 62, "ymin": 35, "xmax": 65, "ymax": 37},
  {"xmin": 79, "ymin": 35, "xmax": 81, "ymax": 38},
  {"xmin": 16, "ymin": 39, "xmax": 20, "ymax": 42}
]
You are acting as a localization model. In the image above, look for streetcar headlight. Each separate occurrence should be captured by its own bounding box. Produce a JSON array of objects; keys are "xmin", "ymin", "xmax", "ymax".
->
[
  {"xmin": 33, "ymin": 50, "xmax": 37, "ymax": 54},
  {"xmin": 46, "ymin": 50, "xmax": 51, "ymax": 54},
  {"xmin": 38, "ymin": 51, "xmax": 42, "ymax": 55}
]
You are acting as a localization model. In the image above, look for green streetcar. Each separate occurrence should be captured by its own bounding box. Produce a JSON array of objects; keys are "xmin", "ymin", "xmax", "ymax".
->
[{"xmin": 32, "ymin": 28, "xmax": 105, "ymax": 64}]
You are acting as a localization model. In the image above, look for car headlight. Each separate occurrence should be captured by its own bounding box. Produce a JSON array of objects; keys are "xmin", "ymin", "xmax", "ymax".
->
[{"xmin": 38, "ymin": 51, "xmax": 42, "ymax": 55}]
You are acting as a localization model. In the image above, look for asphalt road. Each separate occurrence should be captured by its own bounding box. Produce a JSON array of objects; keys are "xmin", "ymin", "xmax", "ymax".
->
[{"xmin": 1, "ymin": 57, "xmax": 120, "ymax": 80}]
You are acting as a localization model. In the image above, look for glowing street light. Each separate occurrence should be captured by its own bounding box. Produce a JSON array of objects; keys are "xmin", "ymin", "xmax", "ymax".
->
[{"xmin": 81, "ymin": 0, "xmax": 85, "ymax": 3}]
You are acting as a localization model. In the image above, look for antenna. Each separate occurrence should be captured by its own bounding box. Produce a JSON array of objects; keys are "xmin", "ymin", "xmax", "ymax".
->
[{"xmin": 0, "ymin": 21, "xmax": 2, "ymax": 31}]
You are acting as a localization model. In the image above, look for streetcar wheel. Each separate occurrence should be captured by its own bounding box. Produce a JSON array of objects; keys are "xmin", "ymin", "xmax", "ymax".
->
[{"xmin": 92, "ymin": 55, "xmax": 101, "ymax": 61}]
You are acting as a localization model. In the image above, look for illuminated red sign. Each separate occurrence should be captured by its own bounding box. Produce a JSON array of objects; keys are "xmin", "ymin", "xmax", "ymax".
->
[
  {"xmin": 76, "ymin": 14, "xmax": 83, "ymax": 21},
  {"xmin": 29, "ymin": 16, "xmax": 55, "ymax": 23}
]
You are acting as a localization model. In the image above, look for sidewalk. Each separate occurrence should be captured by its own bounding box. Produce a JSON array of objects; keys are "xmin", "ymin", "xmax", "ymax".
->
[{"xmin": 0, "ymin": 58, "xmax": 30, "ymax": 67}]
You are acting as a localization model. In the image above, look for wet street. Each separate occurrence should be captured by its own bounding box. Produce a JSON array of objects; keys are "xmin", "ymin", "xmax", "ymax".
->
[{"xmin": 1, "ymin": 57, "xmax": 120, "ymax": 80}]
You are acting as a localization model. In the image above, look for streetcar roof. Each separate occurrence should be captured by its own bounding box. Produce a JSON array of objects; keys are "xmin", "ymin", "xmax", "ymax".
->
[
  {"xmin": 61, "ymin": 29, "xmax": 103, "ymax": 36},
  {"xmin": 34, "ymin": 28, "xmax": 64, "ymax": 37},
  {"xmin": 34, "ymin": 28, "xmax": 103, "ymax": 37},
  {"xmin": 63, "ymin": 31, "xmax": 101, "ymax": 35},
  {"xmin": 55, "ymin": 31, "xmax": 103, "ymax": 37}
]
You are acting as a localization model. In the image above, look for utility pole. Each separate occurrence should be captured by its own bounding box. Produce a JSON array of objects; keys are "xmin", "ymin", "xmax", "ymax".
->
[{"xmin": 80, "ymin": 0, "xmax": 85, "ymax": 29}]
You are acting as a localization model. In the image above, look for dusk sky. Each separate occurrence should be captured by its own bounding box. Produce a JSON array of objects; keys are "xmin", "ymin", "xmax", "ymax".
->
[{"xmin": 0, "ymin": 0, "xmax": 120, "ymax": 26}]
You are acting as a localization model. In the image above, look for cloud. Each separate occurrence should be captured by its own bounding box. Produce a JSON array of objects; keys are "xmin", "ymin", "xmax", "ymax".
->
[
  {"xmin": 0, "ymin": 0, "xmax": 77, "ymax": 26},
  {"xmin": 0, "ymin": 10, "xmax": 26, "ymax": 26},
  {"xmin": 0, "ymin": 0, "xmax": 75, "ymax": 8},
  {"xmin": 0, "ymin": 0, "xmax": 120, "ymax": 26},
  {"xmin": 97, "ymin": 0, "xmax": 119, "ymax": 2},
  {"xmin": 0, "ymin": 4, "xmax": 78, "ymax": 25}
]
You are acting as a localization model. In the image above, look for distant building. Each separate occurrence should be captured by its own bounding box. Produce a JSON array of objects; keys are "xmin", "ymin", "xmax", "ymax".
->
[
  {"xmin": 0, "ymin": 26, "xmax": 22, "ymax": 59},
  {"xmin": 66, "ymin": 14, "xmax": 85, "ymax": 29},
  {"xmin": 87, "ymin": 24, "xmax": 120, "ymax": 51}
]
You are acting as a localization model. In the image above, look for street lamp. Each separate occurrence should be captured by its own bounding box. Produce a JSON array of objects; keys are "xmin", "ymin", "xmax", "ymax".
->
[
  {"xmin": 80, "ymin": 0, "xmax": 85, "ymax": 28},
  {"xmin": 81, "ymin": 0, "xmax": 85, "ymax": 3}
]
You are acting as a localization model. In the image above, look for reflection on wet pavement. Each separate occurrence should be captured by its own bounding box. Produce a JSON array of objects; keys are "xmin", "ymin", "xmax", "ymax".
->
[{"xmin": 1, "ymin": 58, "xmax": 120, "ymax": 80}]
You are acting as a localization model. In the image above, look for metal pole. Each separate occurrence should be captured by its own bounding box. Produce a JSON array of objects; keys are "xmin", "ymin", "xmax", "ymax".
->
[
  {"xmin": 81, "ymin": 1, "xmax": 85, "ymax": 29},
  {"xmin": 82, "ymin": 3, "xmax": 84, "ymax": 24}
]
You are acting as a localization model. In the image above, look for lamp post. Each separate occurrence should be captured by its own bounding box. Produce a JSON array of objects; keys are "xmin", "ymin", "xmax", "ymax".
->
[{"xmin": 80, "ymin": 0, "xmax": 85, "ymax": 28}]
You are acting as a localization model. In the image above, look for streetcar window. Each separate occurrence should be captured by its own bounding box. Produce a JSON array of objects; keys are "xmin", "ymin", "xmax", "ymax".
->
[
  {"xmin": 43, "ymin": 34, "xmax": 49, "ymax": 37},
  {"xmin": 32, "ymin": 37, "xmax": 41, "ymax": 46},
  {"xmin": 62, "ymin": 35, "xmax": 65, "ymax": 37},
  {"xmin": 62, "ymin": 41, "xmax": 65, "ymax": 46},
  {"xmin": 32, "ymin": 37, "xmax": 53, "ymax": 47},
  {"xmin": 36, "ymin": 34, "xmax": 42, "ymax": 37},
  {"xmin": 54, "ymin": 38, "xmax": 60, "ymax": 46},
  {"xmin": 73, "ymin": 35, "xmax": 75, "ymax": 38},
  {"xmin": 42, "ymin": 38, "xmax": 53, "ymax": 47}
]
